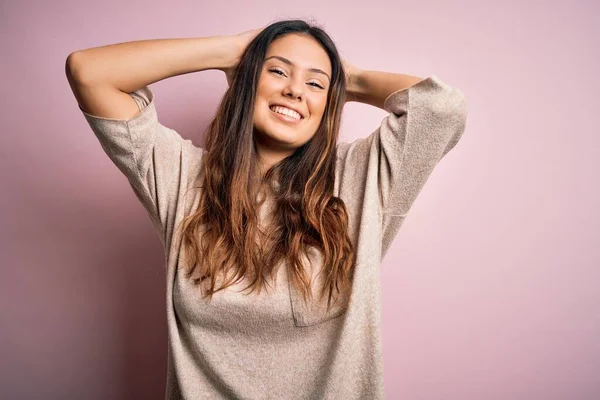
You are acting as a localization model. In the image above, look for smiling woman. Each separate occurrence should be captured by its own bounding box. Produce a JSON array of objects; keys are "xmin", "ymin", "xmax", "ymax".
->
[
  {"xmin": 183, "ymin": 21, "xmax": 354, "ymax": 319},
  {"xmin": 253, "ymin": 34, "xmax": 332, "ymax": 166},
  {"xmin": 69, "ymin": 17, "xmax": 467, "ymax": 400}
]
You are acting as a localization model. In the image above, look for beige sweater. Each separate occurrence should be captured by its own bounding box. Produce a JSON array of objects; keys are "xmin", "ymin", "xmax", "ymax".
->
[{"xmin": 80, "ymin": 74, "xmax": 467, "ymax": 399}]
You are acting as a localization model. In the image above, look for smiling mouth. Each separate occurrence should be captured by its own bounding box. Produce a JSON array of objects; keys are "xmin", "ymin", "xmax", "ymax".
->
[{"xmin": 269, "ymin": 107, "xmax": 304, "ymax": 124}]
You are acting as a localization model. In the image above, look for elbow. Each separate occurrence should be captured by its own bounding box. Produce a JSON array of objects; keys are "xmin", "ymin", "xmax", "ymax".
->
[
  {"xmin": 442, "ymin": 88, "xmax": 467, "ymax": 129},
  {"xmin": 65, "ymin": 51, "xmax": 87, "ymax": 84},
  {"xmin": 454, "ymin": 89, "xmax": 468, "ymax": 126},
  {"xmin": 438, "ymin": 90, "xmax": 468, "ymax": 158}
]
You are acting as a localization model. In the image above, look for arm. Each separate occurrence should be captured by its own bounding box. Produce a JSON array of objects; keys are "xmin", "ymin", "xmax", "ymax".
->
[
  {"xmin": 344, "ymin": 63, "xmax": 426, "ymax": 110},
  {"xmin": 66, "ymin": 36, "xmax": 240, "ymax": 93},
  {"xmin": 66, "ymin": 30, "xmax": 265, "ymax": 120},
  {"xmin": 65, "ymin": 36, "xmax": 240, "ymax": 246},
  {"xmin": 336, "ymin": 72, "xmax": 467, "ymax": 258},
  {"xmin": 66, "ymin": 36, "xmax": 243, "ymax": 120},
  {"xmin": 66, "ymin": 31, "xmax": 263, "ymax": 250}
]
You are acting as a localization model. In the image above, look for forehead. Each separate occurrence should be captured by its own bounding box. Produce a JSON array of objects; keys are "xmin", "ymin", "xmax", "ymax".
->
[{"xmin": 265, "ymin": 34, "xmax": 331, "ymax": 75}]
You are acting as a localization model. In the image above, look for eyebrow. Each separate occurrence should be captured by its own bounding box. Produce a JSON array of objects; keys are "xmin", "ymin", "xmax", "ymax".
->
[{"xmin": 264, "ymin": 55, "xmax": 331, "ymax": 81}]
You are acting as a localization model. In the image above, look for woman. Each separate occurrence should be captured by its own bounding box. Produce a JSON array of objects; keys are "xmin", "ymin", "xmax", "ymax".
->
[{"xmin": 66, "ymin": 18, "xmax": 467, "ymax": 400}]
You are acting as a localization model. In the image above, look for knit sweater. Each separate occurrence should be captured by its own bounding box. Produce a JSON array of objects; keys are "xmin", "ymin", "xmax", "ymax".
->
[{"xmin": 79, "ymin": 74, "xmax": 467, "ymax": 399}]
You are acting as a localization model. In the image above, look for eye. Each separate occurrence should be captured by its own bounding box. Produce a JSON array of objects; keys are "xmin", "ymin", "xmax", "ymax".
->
[
  {"xmin": 269, "ymin": 68, "xmax": 325, "ymax": 89},
  {"xmin": 269, "ymin": 68, "xmax": 286, "ymax": 76}
]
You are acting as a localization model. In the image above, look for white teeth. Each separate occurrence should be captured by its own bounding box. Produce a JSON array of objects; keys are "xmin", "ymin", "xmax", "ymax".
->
[{"xmin": 270, "ymin": 105, "xmax": 301, "ymax": 120}]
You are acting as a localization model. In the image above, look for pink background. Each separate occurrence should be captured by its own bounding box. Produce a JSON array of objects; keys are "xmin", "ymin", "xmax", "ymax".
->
[{"xmin": 2, "ymin": 1, "xmax": 599, "ymax": 399}]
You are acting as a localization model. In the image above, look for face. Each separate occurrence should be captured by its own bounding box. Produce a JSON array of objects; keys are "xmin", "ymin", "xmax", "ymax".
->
[{"xmin": 252, "ymin": 34, "xmax": 332, "ymax": 171}]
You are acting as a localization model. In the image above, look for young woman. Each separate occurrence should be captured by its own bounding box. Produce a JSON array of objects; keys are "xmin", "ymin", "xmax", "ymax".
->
[{"xmin": 66, "ymin": 19, "xmax": 467, "ymax": 400}]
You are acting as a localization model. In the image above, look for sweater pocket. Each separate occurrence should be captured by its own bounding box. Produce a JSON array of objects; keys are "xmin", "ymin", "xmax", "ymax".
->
[{"xmin": 288, "ymin": 255, "xmax": 356, "ymax": 327}]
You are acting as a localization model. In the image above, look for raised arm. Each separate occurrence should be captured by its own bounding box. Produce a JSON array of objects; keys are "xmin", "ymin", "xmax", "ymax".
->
[
  {"xmin": 66, "ymin": 36, "xmax": 241, "ymax": 91},
  {"xmin": 65, "ymin": 35, "xmax": 241, "ymax": 119},
  {"xmin": 64, "ymin": 30, "xmax": 264, "ymax": 251},
  {"xmin": 64, "ymin": 35, "xmax": 244, "ymax": 248},
  {"xmin": 335, "ymin": 69, "xmax": 467, "ymax": 259},
  {"xmin": 343, "ymin": 60, "xmax": 426, "ymax": 110}
]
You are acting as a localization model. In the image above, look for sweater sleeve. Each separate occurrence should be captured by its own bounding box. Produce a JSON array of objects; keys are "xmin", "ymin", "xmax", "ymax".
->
[
  {"xmin": 79, "ymin": 86, "xmax": 205, "ymax": 251},
  {"xmin": 335, "ymin": 75, "xmax": 467, "ymax": 257}
]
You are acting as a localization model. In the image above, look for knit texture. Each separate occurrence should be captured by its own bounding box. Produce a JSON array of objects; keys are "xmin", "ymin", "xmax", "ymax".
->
[{"xmin": 79, "ymin": 74, "xmax": 467, "ymax": 399}]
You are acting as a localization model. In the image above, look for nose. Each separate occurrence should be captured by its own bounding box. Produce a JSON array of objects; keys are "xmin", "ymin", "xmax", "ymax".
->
[{"xmin": 283, "ymin": 78, "xmax": 304, "ymax": 100}]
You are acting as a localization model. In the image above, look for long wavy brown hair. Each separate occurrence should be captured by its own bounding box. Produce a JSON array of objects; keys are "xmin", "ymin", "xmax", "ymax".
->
[{"xmin": 177, "ymin": 19, "xmax": 356, "ymax": 312}]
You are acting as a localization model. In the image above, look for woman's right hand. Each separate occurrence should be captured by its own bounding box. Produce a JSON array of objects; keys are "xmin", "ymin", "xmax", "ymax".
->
[{"xmin": 223, "ymin": 27, "xmax": 264, "ymax": 87}]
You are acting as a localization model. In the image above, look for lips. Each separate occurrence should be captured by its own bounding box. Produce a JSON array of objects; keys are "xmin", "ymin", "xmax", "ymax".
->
[
  {"xmin": 269, "ymin": 106, "xmax": 303, "ymax": 124},
  {"xmin": 269, "ymin": 103, "xmax": 305, "ymax": 119}
]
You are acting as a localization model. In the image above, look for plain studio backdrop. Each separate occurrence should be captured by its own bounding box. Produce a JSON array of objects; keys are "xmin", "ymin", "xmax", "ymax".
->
[{"xmin": 1, "ymin": 1, "xmax": 598, "ymax": 399}]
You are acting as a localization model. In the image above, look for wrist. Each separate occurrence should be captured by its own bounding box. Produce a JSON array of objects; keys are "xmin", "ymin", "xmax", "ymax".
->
[
  {"xmin": 345, "ymin": 68, "xmax": 364, "ymax": 102},
  {"xmin": 215, "ymin": 35, "xmax": 244, "ymax": 71}
]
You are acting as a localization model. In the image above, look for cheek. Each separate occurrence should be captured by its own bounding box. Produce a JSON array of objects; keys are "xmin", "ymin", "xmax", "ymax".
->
[
  {"xmin": 311, "ymin": 99, "xmax": 328, "ymax": 117},
  {"xmin": 309, "ymin": 102, "xmax": 327, "ymax": 124},
  {"xmin": 253, "ymin": 98, "xmax": 268, "ymax": 122}
]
